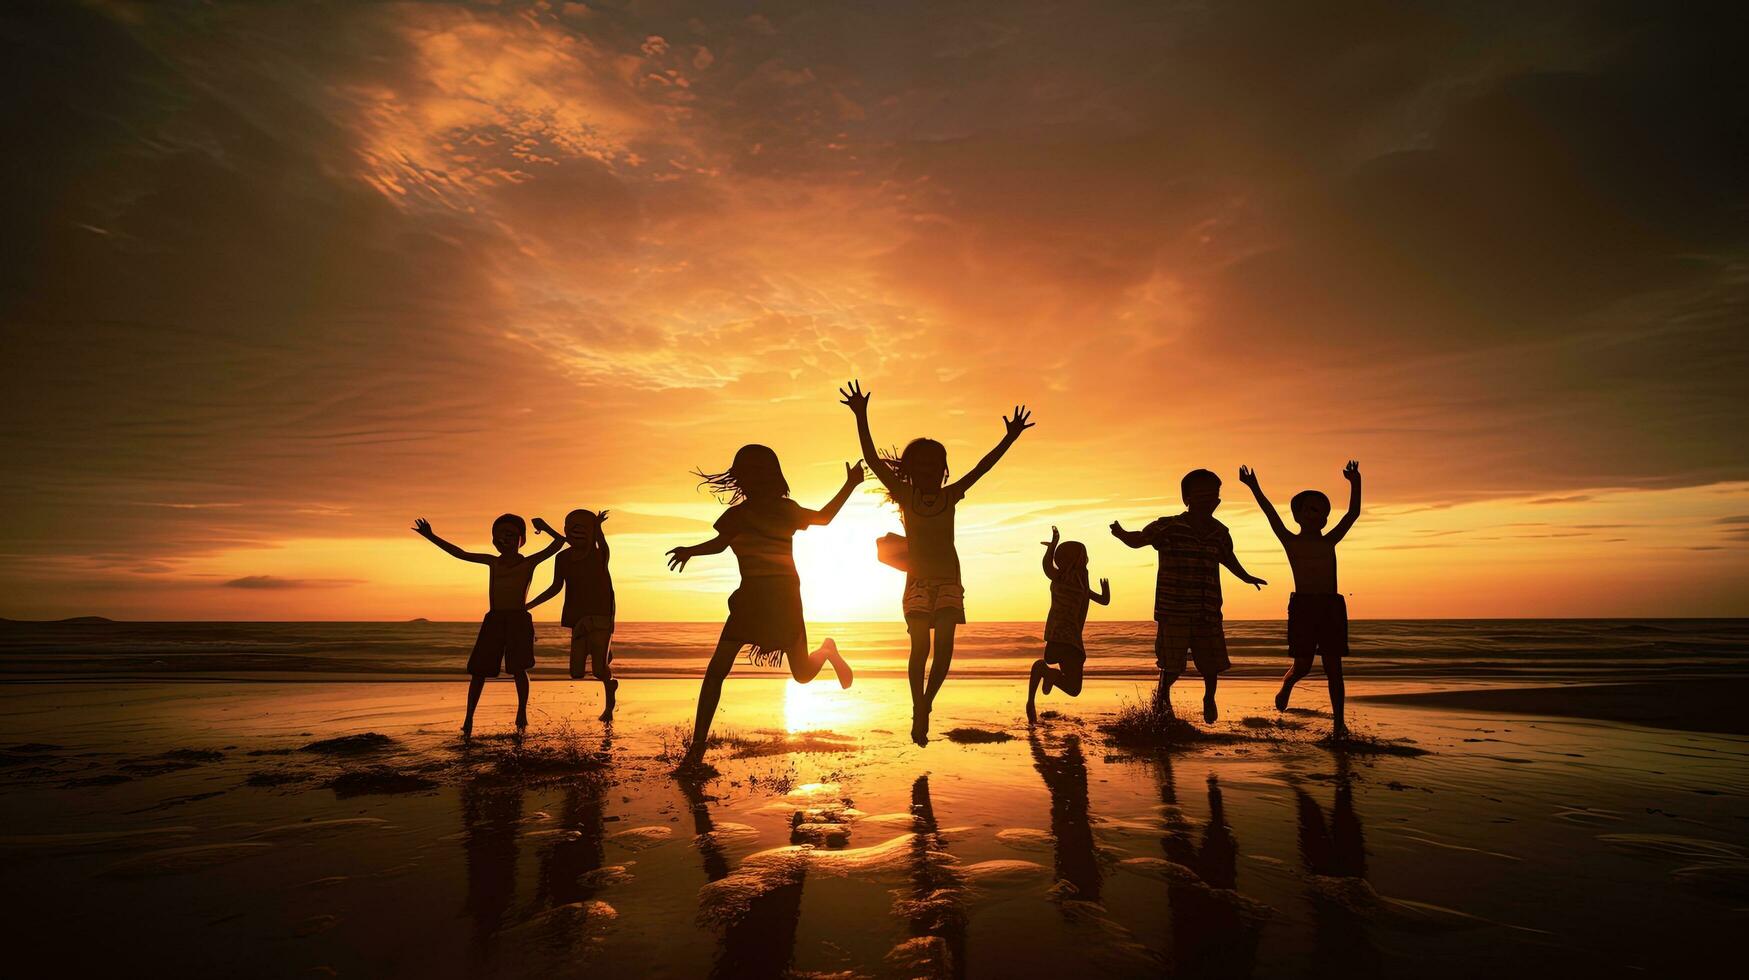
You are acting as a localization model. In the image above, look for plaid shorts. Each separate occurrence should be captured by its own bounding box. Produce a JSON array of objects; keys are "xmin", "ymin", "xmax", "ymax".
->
[
  {"xmin": 903, "ymin": 577, "xmax": 966, "ymax": 626},
  {"xmin": 1155, "ymin": 618, "xmax": 1229, "ymax": 677}
]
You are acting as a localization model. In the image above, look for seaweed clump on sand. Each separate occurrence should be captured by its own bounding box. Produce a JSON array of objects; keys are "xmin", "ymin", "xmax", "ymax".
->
[
  {"xmin": 327, "ymin": 766, "xmax": 438, "ymax": 797},
  {"xmin": 1098, "ymin": 702, "xmax": 1247, "ymax": 749},
  {"xmin": 943, "ymin": 727, "xmax": 1015, "ymax": 744},
  {"xmin": 300, "ymin": 733, "xmax": 395, "ymax": 755},
  {"xmin": 1321, "ymin": 733, "xmax": 1430, "ymax": 757}
]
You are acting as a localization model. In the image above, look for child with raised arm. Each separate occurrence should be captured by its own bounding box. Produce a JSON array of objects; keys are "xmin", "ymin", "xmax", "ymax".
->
[
  {"xmin": 666, "ymin": 445, "xmax": 863, "ymax": 771},
  {"xmin": 1110, "ymin": 470, "xmax": 1266, "ymax": 724},
  {"xmin": 839, "ymin": 379, "xmax": 1034, "ymax": 745},
  {"xmin": 1027, "ymin": 526, "xmax": 1111, "ymax": 722},
  {"xmin": 412, "ymin": 513, "xmax": 566, "ymax": 737},
  {"xmin": 1238, "ymin": 461, "xmax": 1361, "ymax": 738},
  {"xmin": 526, "ymin": 508, "xmax": 618, "ymax": 721}
]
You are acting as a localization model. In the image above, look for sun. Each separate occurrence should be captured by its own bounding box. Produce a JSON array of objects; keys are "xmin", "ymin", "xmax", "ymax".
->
[{"xmin": 793, "ymin": 493, "xmax": 904, "ymax": 622}]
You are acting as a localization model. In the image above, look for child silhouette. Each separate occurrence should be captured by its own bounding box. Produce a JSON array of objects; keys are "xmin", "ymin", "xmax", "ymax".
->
[
  {"xmin": 526, "ymin": 508, "xmax": 618, "ymax": 721},
  {"xmin": 1027, "ymin": 526, "xmax": 1111, "ymax": 721},
  {"xmin": 1111, "ymin": 470, "xmax": 1265, "ymax": 724},
  {"xmin": 840, "ymin": 379, "xmax": 1033, "ymax": 745},
  {"xmin": 1239, "ymin": 461, "xmax": 1361, "ymax": 738},
  {"xmin": 667, "ymin": 445, "xmax": 862, "ymax": 770},
  {"xmin": 412, "ymin": 514, "xmax": 565, "ymax": 736}
]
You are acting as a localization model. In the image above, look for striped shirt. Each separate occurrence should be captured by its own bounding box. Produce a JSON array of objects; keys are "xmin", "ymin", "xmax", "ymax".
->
[{"xmin": 1142, "ymin": 514, "xmax": 1232, "ymax": 623}]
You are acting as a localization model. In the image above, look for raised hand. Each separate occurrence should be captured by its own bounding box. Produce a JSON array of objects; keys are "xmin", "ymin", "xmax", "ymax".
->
[
  {"xmin": 838, "ymin": 380, "xmax": 870, "ymax": 415},
  {"xmin": 1040, "ymin": 525, "xmax": 1060, "ymax": 548},
  {"xmin": 412, "ymin": 518, "xmax": 433, "ymax": 537},
  {"xmin": 1343, "ymin": 460, "xmax": 1360, "ymax": 482},
  {"xmin": 1004, "ymin": 405, "xmax": 1035, "ymax": 439},
  {"xmin": 1246, "ymin": 575, "xmax": 1268, "ymax": 591},
  {"xmin": 532, "ymin": 516, "xmax": 556, "ymax": 537},
  {"xmin": 596, "ymin": 509, "xmax": 610, "ymax": 523},
  {"xmin": 1109, "ymin": 520, "xmax": 1125, "ymax": 537},
  {"xmin": 844, "ymin": 461, "xmax": 866, "ymax": 485},
  {"xmin": 666, "ymin": 546, "xmax": 692, "ymax": 572},
  {"xmin": 1238, "ymin": 465, "xmax": 1258, "ymax": 487},
  {"xmin": 1099, "ymin": 577, "xmax": 1111, "ymax": 595}
]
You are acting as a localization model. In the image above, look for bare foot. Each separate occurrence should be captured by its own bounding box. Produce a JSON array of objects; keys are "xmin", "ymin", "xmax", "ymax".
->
[
  {"xmin": 1332, "ymin": 721, "xmax": 1349, "ymax": 741},
  {"xmin": 1202, "ymin": 696, "xmax": 1218, "ymax": 724},
  {"xmin": 460, "ymin": 720, "xmax": 473, "ymax": 739},
  {"xmin": 1026, "ymin": 699, "xmax": 1038, "ymax": 723},
  {"xmin": 1274, "ymin": 688, "xmax": 1290, "ymax": 712},
  {"xmin": 820, "ymin": 638, "xmax": 852, "ymax": 690},
  {"xmin": 600, "ymin": 679, "xmax": 619, "ymax": 721},
  {"xmin": 911, "ymin": 708, "xmax": 930, "ymax": 747},
  {"xmin": 515, "ymin": 714, "xmax": 528, "ymax": 731}
]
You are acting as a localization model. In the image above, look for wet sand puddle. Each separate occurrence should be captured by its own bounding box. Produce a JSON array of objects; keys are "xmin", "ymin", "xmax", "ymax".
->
[{"xmin": 2, "ymin": 678, "xmax": 1747, "ymax": 977}]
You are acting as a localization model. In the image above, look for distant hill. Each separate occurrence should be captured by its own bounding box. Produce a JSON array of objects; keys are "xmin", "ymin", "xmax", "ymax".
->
[
  {"xmin": 58, "ymin": 616, "xmax": 117, "ymax": 624},
  {"xmin": 407, "ymin": 617, "xmax": 431, "ymax": 623}
]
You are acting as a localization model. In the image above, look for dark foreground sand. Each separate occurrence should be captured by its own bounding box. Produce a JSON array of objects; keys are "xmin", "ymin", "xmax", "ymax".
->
[
  {"xmin": 1357, "ymin": 679, "xmax": 1749, "ymax": 735},
  {"xmin": 2, "ymin": 677, "xmax": 1746, "ymax": 978}
]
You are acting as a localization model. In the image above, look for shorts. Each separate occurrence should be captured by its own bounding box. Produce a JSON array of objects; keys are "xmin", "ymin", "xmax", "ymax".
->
[
  {"xmin": 904, "ymin": 577, "xmax": 966, "ymax": 626},
  {"xmin": 468, "ymin": 610, "xmax": 535, "ymax": 678},
  {"xmin": 568, "ymin": 616, "xmax": 615, "ymax": 679},
  {"xmin": 1154, "ymin": 618, "xmax": 1229, "ymax": 677},
  {"xmin": 1043, "ymin": 640, "xmax": 1086, "ymax": 693},
  {"xmin": 1288, "ymin": 593, "xmax": 1348, "ymax": 670},
  {"xmin": 723, "ymin": 575, "xmax": 807, "ymax": 657}
]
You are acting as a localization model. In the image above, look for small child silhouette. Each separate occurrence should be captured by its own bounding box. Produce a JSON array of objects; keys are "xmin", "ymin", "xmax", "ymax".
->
[
  {"xmin": 840, "ymin": 379, "xmax": 1033, "ymax": 745},
  {"xmin": 526, "ymin": 508, "xmax": 618, "ymax": 721},
  {"xmin": 1027, "ymin": 526, "xmax": 1111, "ymax": 721},
  {"xmin": 1239, "ymin": 461, "xmax": 1362, "ymax": 738},
  {"xmin": 412, "ymin": 513, "xmax": 565, "ymax": 736},
  {"xmin": 1111, "ymin": 470, "xmax": 1265, "ymax": 724},
  {"xmin": 666, "ymin": 445, "xmax": 863, "ymax": 771}
]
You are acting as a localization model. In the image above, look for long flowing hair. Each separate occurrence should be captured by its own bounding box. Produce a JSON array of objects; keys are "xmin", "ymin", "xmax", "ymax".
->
[{"xmin": 692, "ymin": 444, "xmax": 790, "ymax": 505}]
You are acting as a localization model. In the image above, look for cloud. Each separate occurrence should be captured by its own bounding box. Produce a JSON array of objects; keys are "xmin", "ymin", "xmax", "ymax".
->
[
  {"xmin": 221, "ymin": 576, "xmax": 364, "ymax": 590},
  {"xmin": 1528, "ymin": 495, "xmax": 1595, "ymax": 505}
]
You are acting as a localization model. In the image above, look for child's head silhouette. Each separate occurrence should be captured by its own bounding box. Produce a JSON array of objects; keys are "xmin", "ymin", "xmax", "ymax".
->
[
  {"xmin": 695, "ymin": 444, "xmax": 790, "ymax": 504},
  {"xmin": 1055, "ymin": 540, "xmax": 1089, "ymax": 571},
  {"xmin": 491, "ymin": 513, "xmax": 527, "ymax": 553},
  {"xmin": 897, "ymin": 438, "xmax": 949, "ymax": 491},
  {"xmin": 563, "ymin": 508, "xmax": 603, "ymax": 542},
  {"xmin": 1290, "ymin": 490, "xmax": 1332, "ymax": 532},
  {"xmin": 1181, "ymin": 469, "xmax": 1222, "ymax": 516}
]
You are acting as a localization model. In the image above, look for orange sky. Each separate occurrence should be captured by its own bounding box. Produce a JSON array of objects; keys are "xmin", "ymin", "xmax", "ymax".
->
[{"xmin": 1, "ymin": 1, "xmax": 1745, "ymax": 621}]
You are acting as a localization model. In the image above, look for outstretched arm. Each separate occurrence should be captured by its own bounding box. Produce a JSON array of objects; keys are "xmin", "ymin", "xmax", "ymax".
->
[
  {"xmin": 1328, "ymin": 460, "xmax": 1362, "ymax": 544},
  {"xmin": 1220, "ymin": 547, "xmax": 1267, "ymax": 590},
  {"xmin": 667, "ymin": 532, "xmax": 733, "ymax": 572},
  {"xmin": 801, "ymin": 462, "xmax": 867, "ymax": 526},
  {"xmin": 1091, "ymin": 577, "xmax": 1112, "ymax": 606},
  {"xmin": 840, "ymin": 381, "xmax": 903, "ymax": 496},
  {"xmin": 1040, "ymin": 526, "xmax": 1060, "ymax": 580},
  {"xmin": 527, "ymin": 559, "xmax": 564, "ymax": 611},
  {"xmin": 950, "ymin": 406, "xmax": 1034, "ymax": 495},
  {"xmin": 411, "ymin": 519, "xmax": 493, "ymax": 563},
  {"xmin": 1109, "ymin": 520, "xmax": 1151, "ymax": 549},
  {"xmin": 595, "ymin": 514, "xmax": 611, "ymax": 564},
  {"xmin": 526, "ymin": 517, "xmax": 567, "ymax": 563},
  {"xmin": 1238, "ymin": 466, "xmax": 1290, "ymax": 543}
]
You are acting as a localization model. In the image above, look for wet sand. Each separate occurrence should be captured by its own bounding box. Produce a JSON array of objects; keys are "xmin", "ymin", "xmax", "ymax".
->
[
  {"xmin": 1357, "ymin": 679, "xmax": 1749, "ymax": 735},
  {"xmin": 2, "ymin": 677, "xmax": 1746, "ymax": 978}
]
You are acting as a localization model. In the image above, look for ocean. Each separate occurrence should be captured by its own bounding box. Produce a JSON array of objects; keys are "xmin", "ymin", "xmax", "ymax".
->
[{"xmin": 3, "ymin": 618, "xmax": 1746, "ymax": 682}]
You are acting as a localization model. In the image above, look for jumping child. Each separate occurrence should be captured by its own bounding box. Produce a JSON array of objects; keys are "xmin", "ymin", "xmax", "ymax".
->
[
  {"xmin": 1238, "ymin": 461, "xmax": 1361, "ymax": 738},
  {"xmin": 1110, "ymin": 470, "xmax": 1266, "ymax": 724},
  {"xmin": 840, "ymin": 379, "xmax": 1033, "ymax": 745},
  {"xmin": 527, "ymin": 508, "xmax": 618, "ymax": 721},
  {"xmin": 666, "ymin": 445, "xmax": 862, "ymax": 770},
  {"xmin": 412, "ymin": 513, "xmax": 565, "ymax": 736},
  {"xmin": 1027, "ymin": 525, "xmax": 1111, "ymax": 721}
]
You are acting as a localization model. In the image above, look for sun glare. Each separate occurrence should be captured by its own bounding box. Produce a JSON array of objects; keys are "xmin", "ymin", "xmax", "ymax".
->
[{"xmin": 793, "ymin": 497, "xmax": 904, "ymax": 621}]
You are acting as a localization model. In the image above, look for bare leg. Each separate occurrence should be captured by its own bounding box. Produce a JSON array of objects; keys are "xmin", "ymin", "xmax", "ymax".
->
[
  {"xmin": 788, "ymin": 637, "xmax": 851, "ymax": 687},
  {"xmin": 463, "ymin": 675, "xmax": 486, "ymax": 736},
  {"xmin": 1026, "ymin": 659, "xmax": 1047, "ymax": 722},
  {"xmin": 1202, "ymin": 673, "xmax": 1218, "ymax": 724},
  {"xmin": 922, "ymin": 621, "xmax": 956, "ymax": 707},
  {"xmin": 592, "ymin": 635, "xmax": 617, "ymax": 721},
  {"xmin": 907, "ymin": 622, "xmax": 930, "ymax": 744},
  {"xmin": 1152, "ymin": 670, "xmax": 1178, "ymax": 717},
  {"xmin": 685, "ymin": 636, "xmax": 742, "ymax": 766},
  {"xmin": 1325, "ymin": 654, "xmax": 1347, "ymax": 738},
  {"xmin": 512, "ymin": 670, "xmax": 530, "ymax": 729},
  {"xmin": 1276, "ymin": 661, "xmax": 1310, "ymax": 711}
]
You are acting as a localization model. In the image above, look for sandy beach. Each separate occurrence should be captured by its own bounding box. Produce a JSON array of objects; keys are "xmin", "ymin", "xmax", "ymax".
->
[{"xmin": 3, "ymin": 675, "xmax": 1745, "ymax": 978}]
